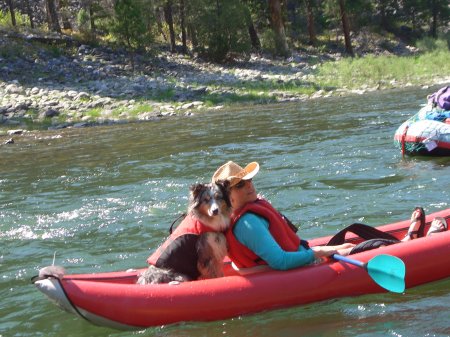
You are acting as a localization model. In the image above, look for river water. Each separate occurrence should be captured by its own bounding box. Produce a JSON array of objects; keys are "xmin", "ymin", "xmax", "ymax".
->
[{"xmin": 1, "ymin": 87, "xmax": 449, "ymax": 337}]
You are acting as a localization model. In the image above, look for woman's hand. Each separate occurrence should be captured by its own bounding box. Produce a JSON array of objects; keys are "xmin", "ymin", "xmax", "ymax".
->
[
  {"xmin": 311, "ymin": 243, "xmax": 355, "ymax": 258},
  {"xmin": 335, "ymin": 243, "xmax": 355, "ymax": 256}
]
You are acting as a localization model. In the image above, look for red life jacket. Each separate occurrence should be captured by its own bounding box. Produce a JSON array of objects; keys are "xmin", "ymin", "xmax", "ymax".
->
[
  {"xmin": 147, "ymin": 214, "xmax": 217, "ymax": 280},
  {"xmin": 225, "ymin": 199, "xmax": 301, "ymax": 268}
]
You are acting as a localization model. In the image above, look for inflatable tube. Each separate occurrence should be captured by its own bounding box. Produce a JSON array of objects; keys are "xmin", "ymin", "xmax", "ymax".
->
[
  {"xmin": 394, "ymin": 105, "xmax": 450, "ymax": 156},
  {"xmin": 394, "ymin": 119, "xmax": 450, "ymax": 156}
]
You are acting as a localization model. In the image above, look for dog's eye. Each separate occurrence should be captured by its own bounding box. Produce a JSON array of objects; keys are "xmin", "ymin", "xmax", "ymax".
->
[{"xmin": 214, "ymin": 193, "xmax": 223, "ymax": 200}]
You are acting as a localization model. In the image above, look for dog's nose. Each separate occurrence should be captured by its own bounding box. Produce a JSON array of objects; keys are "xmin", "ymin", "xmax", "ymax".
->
[{"xmin": 209, "ymin": 203, "xmax": 220, "ymax": 216}]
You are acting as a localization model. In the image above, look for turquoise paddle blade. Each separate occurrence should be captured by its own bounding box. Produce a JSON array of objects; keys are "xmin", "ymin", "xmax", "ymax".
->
[{"xmin": 366, "ymin": 254, "xmax": 406, "ymax": 293}]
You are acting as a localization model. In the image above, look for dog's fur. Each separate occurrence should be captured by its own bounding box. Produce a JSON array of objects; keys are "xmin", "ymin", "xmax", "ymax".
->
[
  {"xmin": 196, "ymin": 231, "xmax": 229, "ymax": 279},
  {"xmin": 137, "ymin": 183, "xmax": 231, "ymax": 285},
  {"xmin": 137, "ymin": 265, "xmax": 187, "ymax": 284}
]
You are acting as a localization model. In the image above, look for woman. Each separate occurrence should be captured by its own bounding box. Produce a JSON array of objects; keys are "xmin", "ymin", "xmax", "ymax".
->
[{"xmin": 212, "ymin": 161, "xmax": 355, "ymax": 270}]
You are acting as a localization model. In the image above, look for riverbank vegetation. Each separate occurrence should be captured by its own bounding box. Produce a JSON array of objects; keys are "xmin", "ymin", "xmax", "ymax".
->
[
  {"xmin": 0, "ymin": 1, "xmax": 449, "ymax": 131},
  {"xmin": 2, "ymin": 0, "xmax": 449, "ymax": 59},
  {"xmin": 317, "ymin": 44, "xmax": 449, "ymax": 90}
]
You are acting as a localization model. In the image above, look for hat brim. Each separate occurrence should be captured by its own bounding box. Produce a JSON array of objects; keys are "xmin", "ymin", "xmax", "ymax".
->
[{"xmin": 230, "ymin": 162, "xmax": 259, "ymax": 186}]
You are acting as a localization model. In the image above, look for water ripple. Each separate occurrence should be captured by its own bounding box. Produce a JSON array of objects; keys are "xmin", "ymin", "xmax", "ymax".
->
[{"xmin": 1, "ymin": 87, "xmax": 450, "ymax": 336}]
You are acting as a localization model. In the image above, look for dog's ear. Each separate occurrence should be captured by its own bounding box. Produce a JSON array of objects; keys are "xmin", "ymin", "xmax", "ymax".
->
[
  {"xmin": 188, "ymin": 183, "xmax": 204, "ymax": 210},
  {"xmin": 189, "ymin": 183, "xmax": 205, "ymax": 197},
  {"xmin": 216, "ymin": 182, "xmax": 231, "ymax": 207}
]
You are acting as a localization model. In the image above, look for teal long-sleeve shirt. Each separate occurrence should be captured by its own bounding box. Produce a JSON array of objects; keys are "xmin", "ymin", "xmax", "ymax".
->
[{"xmin": 233, "ymin": 212, "xmax": 315, "ymax": 270}]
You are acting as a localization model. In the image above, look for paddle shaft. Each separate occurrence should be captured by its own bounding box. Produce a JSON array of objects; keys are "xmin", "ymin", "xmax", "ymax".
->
[{"xmin": 332, "ymin": 254, "xmax": 367, "ymax": 269}]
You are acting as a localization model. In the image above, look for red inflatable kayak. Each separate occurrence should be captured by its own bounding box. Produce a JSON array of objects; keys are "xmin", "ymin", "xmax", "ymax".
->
[{"xmin": 33, "ymin": 208, "xmax": 450, "ymax": 330}]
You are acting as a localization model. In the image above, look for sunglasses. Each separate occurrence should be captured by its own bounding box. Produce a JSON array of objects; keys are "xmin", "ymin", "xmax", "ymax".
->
[{"xmin": 233, "ymin": 179, "xmax": 252, "ymax": 189}]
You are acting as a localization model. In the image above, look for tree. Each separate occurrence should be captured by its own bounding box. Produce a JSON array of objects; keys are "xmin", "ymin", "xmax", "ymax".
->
[
  {"xmin": 240, "ymin": 0, "xmax": 262, "ymax": 51},
  {"xmin": 403, "ymin": 0, "xmax": 425, "ymax": 31},
  {"xmin": 268, "ymin": 0, "xmax": 290, "ymax": 57},
  {"xmin": 163, "ymin": 0, "xmax": 176, "ymax": 52},
  {"xmin": 338, "ymin": 0, "xmax": 353, "ymax": 56},
  {"xmin": 189, "ymin": 0, "xmax": 251, "ymax": 62},
  {"xmin": 85, "ymin": 0, "xmax": 114, "ymax": 35},
  {"xmin": 59, "ymin": 0, "xmax": 72, "ymax": 30},
  {"xmin": 89, "ymin": 5, "xmax": 96, "ymax": 33},
  {"xmin": 428, "ymin": 0, "xmax": 449, "ymax": 38},
  {"xmin": 180, "ymin": 0, "xmax": 187, "ymax": 53},
  {"xmin": 25, "ymin": 0, "xmax": 34, "ymax": 28},
  {"xmin": 6, "ymin": 0, "xmax": 16, "ymax": 26},
  {"xmin": 46, "ymin": 0, "xmax": 61, "ymax": 33},
  {"xmin": 373, "ymin": 0, "xmax": 397, "ymax": 32},
  {"xmin": 248, "ymin": 19, "xmax": 261, "ymax": 51},
  {"xmin": 305, "ymin": 0, "xmax": 316, "ymax": 45},
  {"xmin": 112, "ymin": 0, "xmax": 152, "ymax": 69}
]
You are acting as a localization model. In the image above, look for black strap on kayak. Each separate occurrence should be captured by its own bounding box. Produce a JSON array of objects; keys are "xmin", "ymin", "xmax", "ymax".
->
[
  {"xmin": 326, "ymin": 222, "xmax": 401, "ymax": 255},
  {"xmin": 326, "ymin": 223, "xmax": 399, "ymax": 246},
  {"xmin": 169, "ymin": 213, "xmax": 187, "ymax": 234}
]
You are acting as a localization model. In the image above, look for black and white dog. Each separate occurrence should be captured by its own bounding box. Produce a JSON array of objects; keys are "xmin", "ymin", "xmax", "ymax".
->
[{"xmin": 137, "ymin": 183, "xmax": 231, "ymax": 284}]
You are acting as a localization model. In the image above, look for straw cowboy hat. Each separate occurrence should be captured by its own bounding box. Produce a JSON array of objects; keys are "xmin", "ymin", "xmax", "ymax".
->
[{"xmin": 212, "ymin": 161, "xmax": 259, "ymax": 187}]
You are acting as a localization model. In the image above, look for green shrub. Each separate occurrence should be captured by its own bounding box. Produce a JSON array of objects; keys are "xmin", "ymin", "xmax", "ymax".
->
[
  {"xmin": 416, "ymin": 37, "xmax": 449, "ymax": 52},
  {"xmin": 0, "ymin": 9, "xmax": 30, "ymax": 27},
  {"xmin": 77, "ymin": 9, "xmax": 90, "ymax": 33},
  {"xmin": 191, "ymin": 0, "xmax": 251, "ymax": 62},
  {"xmin": 261, "ymin": 29, "xmax": 277, "ymax": 56},
  {"xmin": 85, "ymin": 108, "xmax": 102, "ymax": 118},
  {"xmin": 416, "ymin": 36, "xmax": 438, "ymax": 52},
  {"xmin": 129, "ymin": 104, "xmax": 154, "ymax": 116},
  {"xmin": 0, "ymin": 10, "xmax": 9, "ymax": 26}
]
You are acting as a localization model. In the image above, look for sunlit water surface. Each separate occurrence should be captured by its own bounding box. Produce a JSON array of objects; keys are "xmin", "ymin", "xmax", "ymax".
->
[{"xmin": 1, "ymin": 87, "xmax": 449, "ymax": 337}]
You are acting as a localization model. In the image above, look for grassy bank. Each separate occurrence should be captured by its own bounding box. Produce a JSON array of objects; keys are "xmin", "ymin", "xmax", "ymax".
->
[
  {"xmin": 316, "ymin": 48, "xmax": 449, "ymax": 90},
  {"xmin": 181, "ymin": 40, "xmax": 450, "ymax": 104},
  {"xmin": 197, "ymin": 49, "xmax": 450, "ymax": 106}
]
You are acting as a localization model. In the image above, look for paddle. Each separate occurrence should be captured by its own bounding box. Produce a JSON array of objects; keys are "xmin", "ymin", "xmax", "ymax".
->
[{"xmin": 332, "ymin": 254, "xmax": 406, "ymax": 293}]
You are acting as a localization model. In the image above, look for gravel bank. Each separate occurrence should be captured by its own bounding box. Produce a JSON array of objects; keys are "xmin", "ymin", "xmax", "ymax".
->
[{"xmin": 1, "ymin": 29, "xmax": 448, "ymax": 135}]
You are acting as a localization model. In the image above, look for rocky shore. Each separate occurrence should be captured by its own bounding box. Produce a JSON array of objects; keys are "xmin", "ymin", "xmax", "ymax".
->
[{"xmin": 0, "ymin": 29, "xmax": 448, "ymax": 137}]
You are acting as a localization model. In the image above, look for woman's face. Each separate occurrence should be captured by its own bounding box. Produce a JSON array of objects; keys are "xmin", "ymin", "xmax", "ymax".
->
[{"xmin": 229, "ymin": 179, "xmax": 258, "ymax": 209}]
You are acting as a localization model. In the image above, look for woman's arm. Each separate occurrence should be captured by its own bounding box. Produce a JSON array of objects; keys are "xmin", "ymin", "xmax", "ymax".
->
[{"xmin": 234, "ymin": 213, "xmax": 315, "ymax": 270}]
